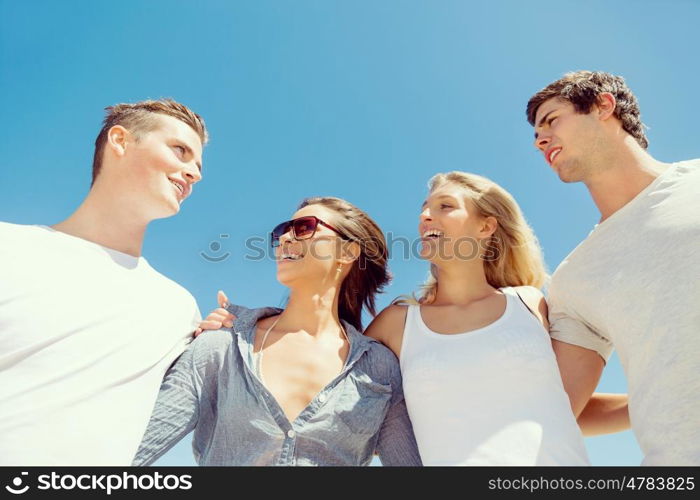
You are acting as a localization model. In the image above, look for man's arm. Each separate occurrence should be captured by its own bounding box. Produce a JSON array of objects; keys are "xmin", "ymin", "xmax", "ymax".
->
[
  {"xmin": 546, "ymin": 285, "xmax": 616, "ymax": 427},
  {"xmin": 577, "ymin": 393, "xmax": 630, "ymax": 436},
  {"xmin": 552, "ymin": 339, "xmax": 605, "ymax": 418},
  {"xmin": 550, "ymin": 313, "xmax": 628, "ymax": 435}
]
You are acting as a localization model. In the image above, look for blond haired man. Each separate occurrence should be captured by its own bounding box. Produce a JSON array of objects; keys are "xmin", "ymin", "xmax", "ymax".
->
[{"xmin": 0, "ymin": 99, "xmax": 207, "ymax": 465}]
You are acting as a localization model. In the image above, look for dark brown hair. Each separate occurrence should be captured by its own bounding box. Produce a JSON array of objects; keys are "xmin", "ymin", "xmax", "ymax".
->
[
  {"xmin": 526, "ymin": 71, "xmax": 648, "ymax": 148},
  {"xmin": 298, "ymin": 197, "xmax": 391, "ymax": 331},
  {"xmin": 91, "ymin": 98, "xmax": 208, "ymax": 185}
]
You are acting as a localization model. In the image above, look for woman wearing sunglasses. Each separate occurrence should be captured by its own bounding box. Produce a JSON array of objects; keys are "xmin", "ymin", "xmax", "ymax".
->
[
  {"xmin": 132, "ymin": 197, "xmax": 421, "ymax": 466},
  {"xmin": 199, "ymin": 174, "xmax": 628, "ymax": 466}
]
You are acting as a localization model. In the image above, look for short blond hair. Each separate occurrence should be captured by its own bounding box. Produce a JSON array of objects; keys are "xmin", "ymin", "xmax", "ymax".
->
[{"xmin": 91, "ymin": 98, "xmax": 208, "ymax": 185}]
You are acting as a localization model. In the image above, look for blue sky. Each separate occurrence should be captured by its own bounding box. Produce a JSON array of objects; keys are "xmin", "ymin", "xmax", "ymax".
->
[{"xmin": 2, "ymin": 0, "xmax": 698, "ymax": 466}]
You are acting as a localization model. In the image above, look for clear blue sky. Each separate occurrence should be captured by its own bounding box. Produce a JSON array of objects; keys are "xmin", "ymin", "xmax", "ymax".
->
[{"xmin": 1, "ymin": 0, "xmax": 698, "ymax": 466}]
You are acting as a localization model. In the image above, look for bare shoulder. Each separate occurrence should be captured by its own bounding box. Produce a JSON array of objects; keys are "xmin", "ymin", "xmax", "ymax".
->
[
  {"xmin": 365, "ymin": 304, "xmax": 409, "ymax": 357},
  {"xmin": 512, "ymin": 286, "xmax": 549, "ymax": 329},
  {"xmin": 366, "ymin": 304, "xmax": 408, "ymax": 341}
]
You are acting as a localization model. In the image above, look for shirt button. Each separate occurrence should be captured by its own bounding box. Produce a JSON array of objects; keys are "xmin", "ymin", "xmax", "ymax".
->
[
  {"xmin": 287, "ymin": 430, "xmax": 296, "ymax": 439},
  {"xmin": 318, "ymin": 394, "xmax": 327, "ymax": 403}
]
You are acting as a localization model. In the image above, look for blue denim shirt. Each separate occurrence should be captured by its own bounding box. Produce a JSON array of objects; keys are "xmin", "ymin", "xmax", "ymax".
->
[{"xmin": 133, "ymin": 305, "xmax": 421, "ymax": 466}]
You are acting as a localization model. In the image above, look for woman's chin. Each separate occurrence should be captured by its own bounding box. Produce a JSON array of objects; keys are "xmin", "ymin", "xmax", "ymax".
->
[
  {"xmin": 419, "ymin": 243, "xmax": 440, "ymax": 262},
  {"xmin": 419, "ymin": 249, "xmax": 450, "ymax": 267},
  {"xmin": 276, "ymin": 263, "xmax": 304, "ymax": 286}
]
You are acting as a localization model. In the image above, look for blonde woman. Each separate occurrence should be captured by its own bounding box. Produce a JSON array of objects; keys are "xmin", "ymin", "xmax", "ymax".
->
[
  {"xmin": 202, "ymin": 174, "xmax": 628, "ymax": 465},
  {"xmin": 365, "ymin": 172, "xmax": 628, "ymax": 465}
]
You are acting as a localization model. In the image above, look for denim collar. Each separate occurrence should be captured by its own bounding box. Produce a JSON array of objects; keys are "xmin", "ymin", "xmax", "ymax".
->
[{"xmin": 225, "ymin": 304, "xmax": 375, "ymax": 372}]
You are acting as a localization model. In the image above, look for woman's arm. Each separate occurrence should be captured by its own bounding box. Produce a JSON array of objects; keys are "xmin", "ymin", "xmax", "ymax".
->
[
  {"xmin": 373, "ymin": 351, "xmax": 422, "ymax": 466},
  {"xmin": 364, "ymin": 304, "xmax": 407, "ymax": 358},
  {"xmin": 577, "ymin": 393, "xmax": 630, "ymax": 436},
  {"xmin": 375, "ymin": 395, "xmax": 422, "ymax": 466},
  {"xmin": 132, "ymin": 343, "xmax": 202, "ymax": 466}
]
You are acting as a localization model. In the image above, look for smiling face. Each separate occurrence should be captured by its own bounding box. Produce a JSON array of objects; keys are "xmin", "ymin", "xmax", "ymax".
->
[
  {"xmin": 533, "ymin": 97, "xmax": 606, "ymax": 184},
  {"xmin": 419, "ymin": 182, "xmax": 493, "ymax": 264},
  {"xmin": 274, "ymin": 204, "xmax": 349, "ymax": 288},
  {"xmin": 110, "ymin": 114, "xmax": 203, "ymax": 220}
]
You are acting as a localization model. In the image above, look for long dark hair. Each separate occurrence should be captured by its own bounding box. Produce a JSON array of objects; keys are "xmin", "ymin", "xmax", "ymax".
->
[{"xmin": 298, "ymin": 197, "xmax": 390, "ymax": 331}]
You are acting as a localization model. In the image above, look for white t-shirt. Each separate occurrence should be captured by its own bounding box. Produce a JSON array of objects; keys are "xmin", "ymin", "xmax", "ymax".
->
[
  {"xmin": 401, "ymin": 288, "xmax": 590, "ymax": 465},
  {"xmin": 0, "ymin": 223, "xmax": 200, "ymax": 465},
  {"xmin": 548, "ymin": 159, "xmax": 700, "ymax": 466}
]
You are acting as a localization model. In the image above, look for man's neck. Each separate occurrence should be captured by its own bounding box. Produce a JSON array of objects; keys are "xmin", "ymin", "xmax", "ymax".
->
[
  {"xmin": 52, "ymin": 191, "xmax": 149, "ymax": 257},
  {"xmin": 585, "ymin": 138, "xmax": 670, "ymax": 222}
]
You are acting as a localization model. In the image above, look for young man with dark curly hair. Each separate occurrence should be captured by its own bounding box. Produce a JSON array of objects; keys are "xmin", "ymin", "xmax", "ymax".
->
[{"xmin": 527, "ymin": 71, "xmax": 699, "ymax": 465}]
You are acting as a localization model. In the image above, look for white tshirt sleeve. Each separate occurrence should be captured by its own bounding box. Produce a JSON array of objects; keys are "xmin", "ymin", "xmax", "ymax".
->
[{"xmin": 547, "ymin": 288, "xmax": 614, "ymax": 362}]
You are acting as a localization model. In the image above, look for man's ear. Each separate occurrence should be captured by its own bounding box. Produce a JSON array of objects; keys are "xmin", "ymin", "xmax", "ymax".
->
[
  {"xmin": 479, "ymin": 216, "xmax": 498, "ymax": 239},
  {"xmin": 595, "ymin": 92, "xmax": 617, "ymax": 121},
  {"xmin": 338, "ymin": 240, "xmax": 361, "ymax": 265},
  {"xmin": 107, "ymin": 125, "xmax": 130, "ymax": 157}
]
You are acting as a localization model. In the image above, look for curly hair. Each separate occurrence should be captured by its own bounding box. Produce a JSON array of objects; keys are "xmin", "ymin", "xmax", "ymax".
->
[{"xmin": 526, "ymin": 71, "xmax": 648, "ymax": 149}]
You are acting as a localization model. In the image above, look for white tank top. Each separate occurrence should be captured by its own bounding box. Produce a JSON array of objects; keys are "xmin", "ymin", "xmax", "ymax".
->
[{"xmin": 400, "ymin": 287, "xmax": 590, "ymax": 465}]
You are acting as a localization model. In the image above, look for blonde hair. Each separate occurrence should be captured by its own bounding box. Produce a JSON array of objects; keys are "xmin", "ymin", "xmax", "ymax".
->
[
  {"xmin": 403, "ymin": 171, "xmax": 548, "ymax": 305},
  {"xmin": 92, "ymin": 98, "xmax": 208, "ymax": 185}
]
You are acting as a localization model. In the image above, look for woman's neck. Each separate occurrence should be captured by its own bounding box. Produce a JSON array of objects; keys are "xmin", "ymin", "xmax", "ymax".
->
[
  {"xmin": 277, "ymin": 286, "xmax": 344, "ymax": 337},
  {"xmin": 431, "ymin": 261, "xmax": 496, "ymax": 306}
]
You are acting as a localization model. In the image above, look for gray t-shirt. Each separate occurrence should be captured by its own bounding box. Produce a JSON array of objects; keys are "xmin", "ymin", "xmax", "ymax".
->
[{"xmin": 547, "ymin": 159, "xmax": 700, "ymax": 465}]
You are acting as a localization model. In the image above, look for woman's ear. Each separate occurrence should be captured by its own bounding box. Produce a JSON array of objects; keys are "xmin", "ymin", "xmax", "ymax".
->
[
  {"xmin": 479, "ymin": 216, "xmax": 498, "ymax": 239},
  {"xmin": 338, "ymin": 240, "xmax": 361, "ymax": 265}
]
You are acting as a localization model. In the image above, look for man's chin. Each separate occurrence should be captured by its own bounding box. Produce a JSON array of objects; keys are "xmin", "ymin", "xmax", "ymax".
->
[
  {"xmin": 150, "ymin": 202, "xmax": 181, "ymax": 220},
  {"xmin": 555, "ymin": 163, "xmax": 584, "ymax": 184},
  {"xmin": 558, "ymin": 173, "xmax": 584, "ymax": 184},
  {"xmin": 558, "ymin": 173, "xmax": 578, "ymax": 183}
]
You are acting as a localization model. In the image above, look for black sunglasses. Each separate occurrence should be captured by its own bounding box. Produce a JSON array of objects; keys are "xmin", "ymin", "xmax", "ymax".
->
[{"xmin": 270, "ymin": 216, "xmax": 346, "ymax": 248}]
